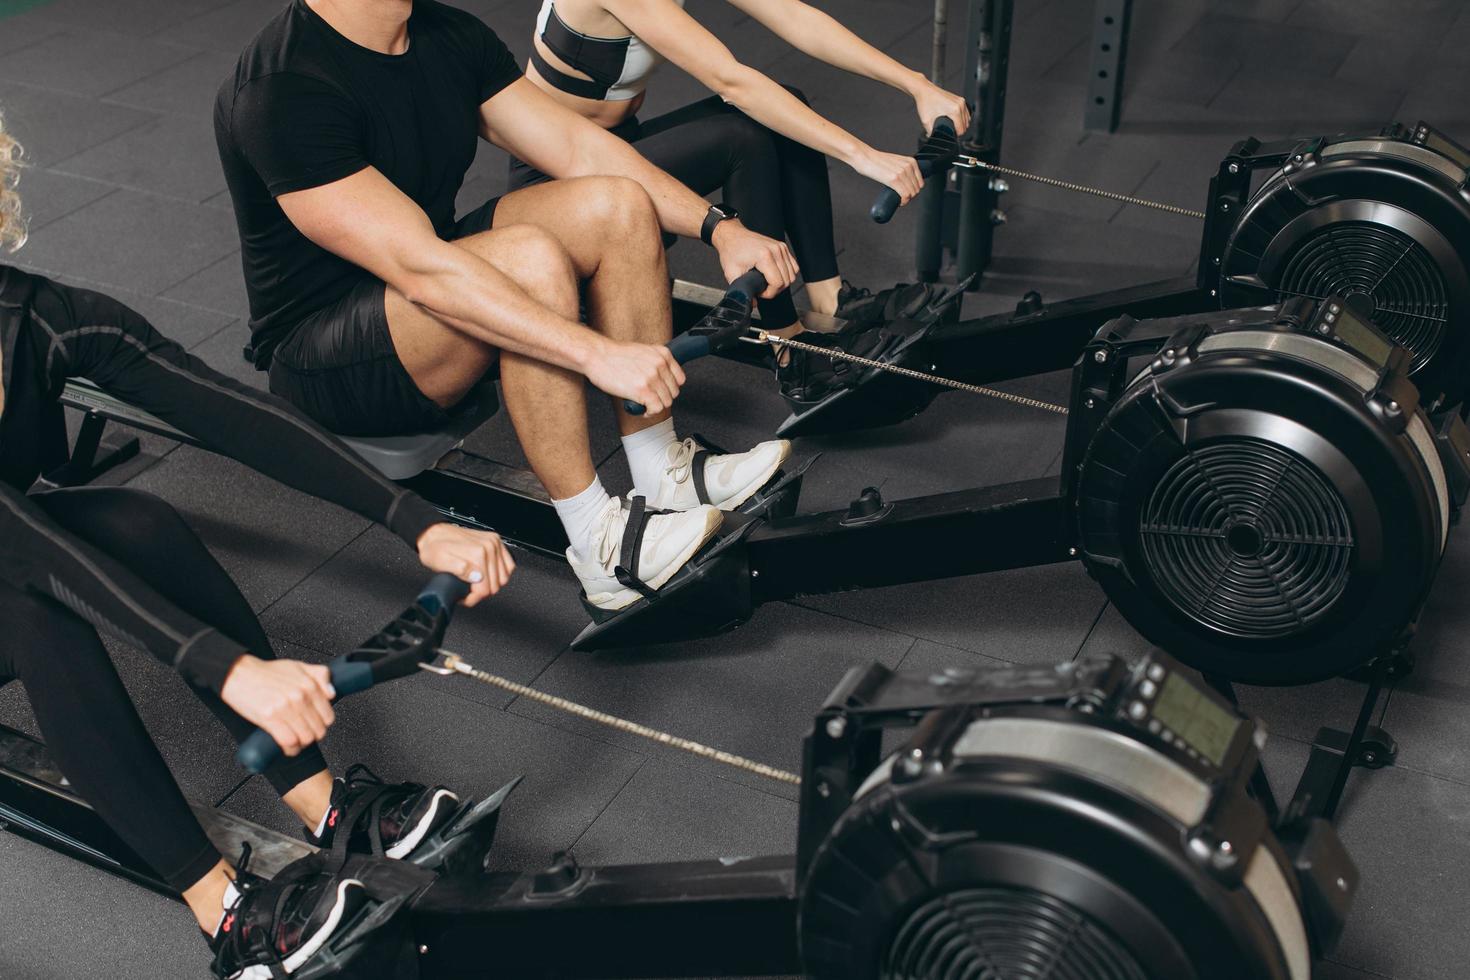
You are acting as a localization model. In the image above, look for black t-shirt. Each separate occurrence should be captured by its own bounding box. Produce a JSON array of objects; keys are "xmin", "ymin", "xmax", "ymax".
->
[{"xmin": 215, "ymin": 0, "xmax": 521, "ymax": 366}]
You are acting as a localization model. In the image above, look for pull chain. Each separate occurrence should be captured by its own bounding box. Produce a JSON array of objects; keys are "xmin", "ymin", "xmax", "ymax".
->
[
  {"xmin": 745, "ymin": 332, "xmax": 1070, "ymax": 415},
  {"xmin": 971, "ymin": 159, "xmax": 1208, "ymax": 220},
  {"xmin": 431, "ymin": 652, "xmax": 803, "ymax": 785}
]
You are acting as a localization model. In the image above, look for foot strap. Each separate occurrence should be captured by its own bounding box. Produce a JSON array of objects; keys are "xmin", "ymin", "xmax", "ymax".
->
[
  {"xmin": 690, "ymin": 448, "xmax": 713, "ymax": 506},
  {"xmin": 613, "ymin": 496, "xmax": 661, "ymax": 602}
]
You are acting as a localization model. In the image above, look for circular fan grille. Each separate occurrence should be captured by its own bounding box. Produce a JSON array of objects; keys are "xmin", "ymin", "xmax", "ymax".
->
[
  {"xmin": 1274, "ymin": 222, "xmax": 1448, "ymax": 372},
  {"xmin": 1139, "ymin": 440, "xmax": 1353, "ymax": 639},
  {"xmin": 882, "ymin": 886, "xmax": 1147, "ymax": 980}
]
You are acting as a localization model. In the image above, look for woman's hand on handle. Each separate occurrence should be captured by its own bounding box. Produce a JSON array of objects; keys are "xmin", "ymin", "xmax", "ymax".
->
[
  {"xmin": 710, "ymin": 219, "xmax": 798, "ymax": 300},
  {"xmin": 416, "ymin": 523, "xmax": 517, "ymax": 606},
  {"xmin": 221, "ymin": 655, "xmax": 336, "ymax": 758},
  {"xmin": 914, "ymin": 83, "xmax": 970, "ymax": 136},
  {"xmin": 851, "ymin": 146, "xmax": 924, "ymax": 207}
]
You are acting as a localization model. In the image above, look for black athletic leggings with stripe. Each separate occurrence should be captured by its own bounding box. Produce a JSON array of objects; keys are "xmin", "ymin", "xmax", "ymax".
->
[
  {"xmin": 0, "ymin": 486, "xmax": 327, "ymax": 892},
  {"xmin": 508, "ymin": 88, "xmax": 839, "ymax": 329}
]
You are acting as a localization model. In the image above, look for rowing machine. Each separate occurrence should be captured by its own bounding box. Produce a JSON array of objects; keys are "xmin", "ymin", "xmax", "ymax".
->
[
  {"xmin": 777, "ymin": 119, "xmax": 1470, "ymax": 438},
  {"xmin": 0, "ymin": 638, "xmax": 1360, "ymax": 979},
  {"xmin": 576, "ymin": 294, "xmax": 1470, "ymax": 695}
]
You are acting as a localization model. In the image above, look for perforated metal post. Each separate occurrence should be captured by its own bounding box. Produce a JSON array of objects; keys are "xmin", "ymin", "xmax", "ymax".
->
[
  {"xmin": 1084, "ymin": 0, "xmax": 1132, "ymax": 132},
  {"xmin": 916, "ymin": 0, "xmax": 1012, "ymax": 286}
]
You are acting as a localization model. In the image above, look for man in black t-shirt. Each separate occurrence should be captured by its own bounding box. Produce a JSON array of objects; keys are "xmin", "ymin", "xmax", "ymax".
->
[{"xmin": 216, "ymin": 0, "xmax": 801, "ymax": 611}]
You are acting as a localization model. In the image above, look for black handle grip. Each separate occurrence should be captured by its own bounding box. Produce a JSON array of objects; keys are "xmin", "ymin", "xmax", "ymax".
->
[
  {"xmin": 624, "ymin": 270, "xmax": 768, "ymax": 415},
  {"xmin": 235, "ymin": 575, "xmax": 467, "ymax": 774},
  {"xmin": 418, "ymin": 572, "xmax": 471, "ymax": 615},
  {"xmin": 869, "ymin": 117, "xmax": 959, "ymax": 224}
]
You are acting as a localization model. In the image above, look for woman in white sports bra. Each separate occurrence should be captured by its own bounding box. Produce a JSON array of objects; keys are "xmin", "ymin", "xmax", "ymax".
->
[{"xmin": 512, "ymin": 0, "xmax": 971, "ymax": 401}]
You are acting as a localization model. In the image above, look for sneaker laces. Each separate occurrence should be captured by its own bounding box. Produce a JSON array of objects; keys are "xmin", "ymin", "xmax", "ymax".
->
[
  {"xmin": 664, "ymin": 438, "xmax": 701, "ymax": 487},
  {"xmin": 593, "ymin": 497, "xmax": 628, "ymax": 570}
]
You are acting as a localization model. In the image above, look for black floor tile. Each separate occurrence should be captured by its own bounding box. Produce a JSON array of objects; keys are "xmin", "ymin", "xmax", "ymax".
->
[
  {"xmin": 571, "ymin": 756, "xmax": 798, "ymax": 865},
  {"xmin": 8, "ymin": 164, "xmax": 112, "ymax": 230},
  {"xmin": 153, "ymin": 0, "xmax": 288, "ymax": 53},
  {"xmin": 258, "ymin": 525, "xmax": 580, "ymax": 709},
  {"xmin": 1172, "ymin": 13, "xmax": 1357, "ymax": 77},
  {"xmin": 0, "ymin": 27, "xmax": 197, "ymax": 99},
  {"xmin": 0, "ymin": 77, "xmax": 157, "ymax": 166},
  {"xmin": 1328, "ymin": 764, "xmax": 1470, "ymax": 979},
  {"xmin": 161, "ymin": 250, "xmax": 250, "ymax": 319},
  {"xmin": 54, "ymin": 111, "xmax": 226, "ymax": 203},
  {"xmin": 0, "ymin": 833, "xmax": 210, "ymax": 980},
  {"xmin": 801, "ymin": 560, "xmax": 1107, "ymax": 662},
  {"xmin": 15, "ymin": 187, "xmax": 239, "ymax": 295},
  {"xmin": 508, "ymin": 600, "xmax": 913, "ymax": 794},
  {"xmin": 121, "ymin": 444, "xmax": 375, "ymax": 612},
  {"xmin": 220, "ymin": 675, "xmax": 648, "ymax": 873},
  {"xmin": 102, "ymin": 48, "xmax": 238, "ymax": 118}
]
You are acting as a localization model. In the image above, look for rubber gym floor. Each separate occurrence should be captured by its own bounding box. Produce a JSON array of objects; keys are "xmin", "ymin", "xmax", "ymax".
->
[{"xmin": 1, "ymin": 0, "xmax": 1468, "ymax": 977}]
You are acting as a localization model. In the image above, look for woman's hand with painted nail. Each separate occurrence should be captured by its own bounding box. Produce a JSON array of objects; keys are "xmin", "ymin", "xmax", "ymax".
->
[{"xmin": 415, "ymin": 523, "xmax": 515, "ymax": 606}]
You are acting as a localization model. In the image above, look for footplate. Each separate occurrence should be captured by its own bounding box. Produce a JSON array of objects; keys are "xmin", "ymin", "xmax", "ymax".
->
[
  {"xmin": 570, "ymin": 457, "xmax": 816, "ymax": 652},
  {"xmin": 776, "ymin": 319, "xmax": 942, "ymax": 438}
]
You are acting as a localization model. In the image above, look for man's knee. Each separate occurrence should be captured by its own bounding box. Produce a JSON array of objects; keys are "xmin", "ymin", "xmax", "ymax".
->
[
  {"xmin": 470, "ymin": 224, "xmax": 580, "ymax": 318},
  {"xmin": 584, "ymin": 175, "xmax": 660, "ymax": 240}
]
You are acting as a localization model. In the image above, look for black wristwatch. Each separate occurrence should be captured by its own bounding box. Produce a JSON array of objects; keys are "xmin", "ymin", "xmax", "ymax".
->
[{"xmin": 700, "ymin": 203, "xmax": 739, "ymax": 245}]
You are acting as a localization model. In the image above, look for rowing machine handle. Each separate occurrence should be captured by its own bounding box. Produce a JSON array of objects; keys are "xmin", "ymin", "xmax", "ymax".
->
[
  {"xmin": 235, "ymin": 574, "xmax": 471, "ymax": 774},
  {"xmin": 623, "ymin": 268, "xmax": 768, "ymax": 415},
  {"xmin": 870, "ymin": 117, "xmax": 958, "ymax": 225}
]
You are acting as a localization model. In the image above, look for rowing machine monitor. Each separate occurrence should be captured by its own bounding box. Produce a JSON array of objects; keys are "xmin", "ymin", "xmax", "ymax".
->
[
  {"xmin": 1070, "ymin": 298, "xmax": 1467, "ymax": 684},
  {"xmin": 624, "ymin": 268, "xmax": 767, "ymax": 415},
  {"xmin": 796, "ymin": 650, "xmax": 1354, "ymax": 980}
]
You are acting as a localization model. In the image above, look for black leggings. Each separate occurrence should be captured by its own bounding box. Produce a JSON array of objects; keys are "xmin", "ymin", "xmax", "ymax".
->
[
  {"xmin": 0, "ymin": 486, "xmax": 328, "ymax": 892},
  {"xmin": 508, "ymin": 89, "xmax": 839, "ymax": 329}
]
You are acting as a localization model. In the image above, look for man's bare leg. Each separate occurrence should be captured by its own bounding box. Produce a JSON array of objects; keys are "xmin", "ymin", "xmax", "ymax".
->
[
  {"xmin": 384, "ymin": 223, "xmax": 596, "ymax": 500},
  {"xmin": 489, "ymin": 176, "xmax": 673, "ymax": 439}
]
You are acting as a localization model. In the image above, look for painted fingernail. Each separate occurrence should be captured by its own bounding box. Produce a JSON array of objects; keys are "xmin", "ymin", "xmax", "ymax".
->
[{"xmin": 469, "ymin": 571, "xmax": 483, "ymax": 583}]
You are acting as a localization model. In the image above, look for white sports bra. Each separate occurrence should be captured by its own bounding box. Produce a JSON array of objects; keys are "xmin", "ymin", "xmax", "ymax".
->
[{"xmin": 531, "ymin": 0, "xmax": 685, "ymax": 102}]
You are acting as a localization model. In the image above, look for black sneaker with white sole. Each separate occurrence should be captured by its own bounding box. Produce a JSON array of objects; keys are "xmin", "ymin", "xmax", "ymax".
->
[
  {"xmin": 210, "ymin": 845, "xmax": 368, "ymax": 980},
  {"xmin": 308, "ymin": 764, "xmax": 460, "ymax": 862}
]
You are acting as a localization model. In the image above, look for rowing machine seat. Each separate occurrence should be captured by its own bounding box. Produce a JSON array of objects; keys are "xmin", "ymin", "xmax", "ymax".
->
[{"xmin": 337, "ymin": 382, "xmax": 499, "ymax": 481}]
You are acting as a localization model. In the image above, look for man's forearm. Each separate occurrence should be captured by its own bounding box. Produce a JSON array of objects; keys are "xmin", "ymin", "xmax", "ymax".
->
[
  {"xmin": 405, "ymin": 242, "xmax": 604, "ymax": 373},
  {"xmin": 566, "ymin": 125, "xmax": 710, "ymax": 238}
]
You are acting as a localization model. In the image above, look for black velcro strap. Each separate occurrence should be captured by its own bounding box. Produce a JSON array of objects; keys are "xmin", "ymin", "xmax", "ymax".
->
[
  {"xmin": 613, "ymin": 496, "xmax": 660, "ymax": 601},
  {"xmin": 691, "ymin": 449, "xmax": 713, "ymax": 506}
]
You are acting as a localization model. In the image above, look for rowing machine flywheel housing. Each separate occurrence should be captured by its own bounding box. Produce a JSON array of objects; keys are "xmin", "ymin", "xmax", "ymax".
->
[
  {"xmin": 1072, "ymin": 298, "xmax": 1462, "ymax": 685},
  {"xmin": 1219, "ymin": 122, "xmax": 1470, "ymax": 410},
  {"xmin": 796, "ymin": 653, "xmax": 1356, "ymax": 980}
]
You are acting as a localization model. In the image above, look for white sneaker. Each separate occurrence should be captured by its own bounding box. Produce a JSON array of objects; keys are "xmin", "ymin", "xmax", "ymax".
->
[
  {"xmin": 648, "ymin": 438, "xmax": 792, "ymax": 512},
  {"xmin": 568, "ymin": 496, "xmax": 723, "ymax": 611}
]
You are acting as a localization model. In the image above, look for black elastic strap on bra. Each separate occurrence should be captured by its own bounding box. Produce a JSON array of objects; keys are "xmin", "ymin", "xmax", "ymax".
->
[
  {"xmin": 529, "ymin": 43, "xmax": 608, "ymax": 100},
  {"xmin": 691, "ymin": 449, "xmax": 713, "ymax": 506},
  {"xmin": 613, "ymin": 496, "xmax": 660, "ymax": 601},
  {"xmin": 534, "ymin": 6, "xmax": 629, "ymax": 100}
]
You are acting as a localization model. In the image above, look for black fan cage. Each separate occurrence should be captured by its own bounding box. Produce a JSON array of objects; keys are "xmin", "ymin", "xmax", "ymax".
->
[
  {"xmin": 1273, "ymin": 221, "xmax": 1448, "ymax": 372},
  {"xmin": 882, "ymin": 886, "xmax": 1148, "ymax": 980},
  {"xmin": 1138, "ymin": 439, "xmax": 1354, "ymax": 639}
]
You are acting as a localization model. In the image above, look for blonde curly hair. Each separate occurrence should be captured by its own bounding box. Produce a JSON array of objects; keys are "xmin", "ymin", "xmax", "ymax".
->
[{"xmin": 0, "ymin": 109, "xmax": 27, "ymax": 252}]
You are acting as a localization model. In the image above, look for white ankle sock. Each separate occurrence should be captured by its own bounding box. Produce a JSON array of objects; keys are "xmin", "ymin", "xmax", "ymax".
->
[
  {"xmin": 211, "ymin": 880, "xmax": 242, "ymax": 938},
  {"xmin": 553, "ymin": 476, "xmax": 613, "ymax": 562},
  {"xmin": 622, "ymin": 419, "xmax": 678, "ymax": 500}
]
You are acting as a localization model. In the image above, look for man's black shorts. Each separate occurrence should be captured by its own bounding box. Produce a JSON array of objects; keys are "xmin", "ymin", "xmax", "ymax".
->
[{"xmin": 267, "ymin": 197, "xmax": 501, "ymax": 437}]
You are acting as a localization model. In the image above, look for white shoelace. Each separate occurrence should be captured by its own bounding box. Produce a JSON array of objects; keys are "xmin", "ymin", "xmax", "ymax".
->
[
  {"xmin": 664, "ymin": 437, "xmax": 701, "ymax": 485},
  {"xmin": 593, "ymin": 498, "xmax": 627, "ymax": 570}
]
